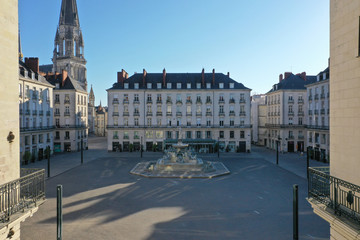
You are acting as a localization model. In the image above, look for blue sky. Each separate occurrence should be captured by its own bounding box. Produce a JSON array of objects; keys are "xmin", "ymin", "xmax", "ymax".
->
[{"xmin": 19, "ymin": 0, "xmax": 329, "ymax": 106}]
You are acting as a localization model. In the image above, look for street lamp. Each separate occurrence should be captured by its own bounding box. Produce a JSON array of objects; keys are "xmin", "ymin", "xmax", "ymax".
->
[
  {"xmin": 217, "ymin": 137, "xmax": 220, "ymax": 158},
  {"xmin": 81, "ymin": 136, "xmax": 83, "ymax": 164},
  {"xmin": 306, "ymin": 146, "xmax": 310, "ymax": 179},
  {"xmin": 276, "ymin": 137, "xmax": 281, "ymax": 165},
  {"xmin": 141, "ymin": 136, "xmax": 143, "ymax": 158}
]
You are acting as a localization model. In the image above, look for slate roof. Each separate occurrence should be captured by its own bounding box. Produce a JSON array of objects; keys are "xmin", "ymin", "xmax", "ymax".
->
[
  {"xmin": 59, "ymin": 0, "xmax": 80, "ymax": 26},
  {"xmin": 39, "ymin": 64, "xmax": 53, "ymax": 74},
  {"xmin": 109, "ymin": 72, "xmax": 250, "ymax": 90},
  {"xmin": 267, "ymin": 73, "xmax": 316, "ymax": 93},
  {"xmin": 19, "ymin": 60, "xmax": 54, "ymax": 87},
  {"xmin": 45, "ymin": 73, "xmax": 86, "ymax": 93},
  {"xmin": 305, "ymin": 67, "xmax": 329, "ymax": 86}
]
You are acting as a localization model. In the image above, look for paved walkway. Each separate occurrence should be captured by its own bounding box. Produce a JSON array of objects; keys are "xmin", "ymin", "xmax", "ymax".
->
[
  {"xmin": 21, "ymin": 144, "xmax": 330, "ymax": 240},
  {"xmin": 24, "ymin": 136, "xmax": 108, "ymax": 178}
]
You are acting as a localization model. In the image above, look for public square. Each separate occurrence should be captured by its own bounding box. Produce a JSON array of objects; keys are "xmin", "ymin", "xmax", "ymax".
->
[{"xmin": 21, "ymin": 136, "xmax": 329, "ymax": 240}]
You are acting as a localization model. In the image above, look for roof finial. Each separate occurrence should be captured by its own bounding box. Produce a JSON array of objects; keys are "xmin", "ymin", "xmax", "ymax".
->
[{"xmin": 18, "ymin": 24, "xmax": 23, "ymax": 61}]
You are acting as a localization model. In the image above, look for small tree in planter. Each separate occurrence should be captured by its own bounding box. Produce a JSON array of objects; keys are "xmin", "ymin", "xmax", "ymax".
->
[
  {"xmin": 129, "ymin": 143, "xmax": 134, "ymax": 152},
  {"xmin": 23, "ymin": 151, "xmax": 31, "ymax": 165},
  {"xmin": 152, "ymin": 144, "xmax": 157, "ymax": 152},
  {"xmin": 31, "ymin": 151, "xmax": 37, "ymax": 163}
]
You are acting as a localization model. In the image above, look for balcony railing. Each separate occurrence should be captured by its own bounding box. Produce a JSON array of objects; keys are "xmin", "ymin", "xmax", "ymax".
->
[
  {"xmin": 133, "ymin": 100, "xmax": 140, "ymax": 104},
  {"xmin": 133, "ymin": 112, "xmax": 140, "ymax": 117},
  {"xmin": 176, "ymin": 112, "xmax": 182, "ymax": 117},
  {"xmin": 239, "ymin": 99, "xmax": 246, "ymax": 103},
  {"xmin": 46, "ymin": 111, "xmax": 51, "ymax": 116},
  {"xmin": 308, "ymin": 96, "xmax": 313, "ymax": 101},
  {"xmin": 39, "ymin": 110, "xmax": 44, "ymax": 116},
  {"xmin": 265, "ymin": 123, "xmax": 305, "ymax": 129},
  {"xmin": 166, "ymin": 112, "xmax": 172, "ymax": 116},
  {"xmin": 147, "ymin": 100, "xmax": 153, "ymax": 104},
  {"xmin": 288, "ymin": 99, "xmax": 294, "ymax": 104},
  {"xmin": 166, "ymin": 99, "xmax": 172, "ymax": 104},
  {"xmin": 123, "ymin": 100, "xmax": 129, "ymax": 104},
  {"xmin": 309, "ymin": 110, "xmax": 313, "ymax": 115},
  {"xmin": 218, "ymin": 112, "xmax": 225, "ymax": 117},
  {"xmin": 20, "ymin": 126, "xmax": 55, "ymax": 132},
  {"xmin": 146, "ymin": 112, "xmax": 153, "ymax": 116},
  {"xmin": 186, "ymin": 99, "xmax": 192, "ymax": 104},
  {"xmin": 314, "ymin": 94, "xmax": 319, "ymax": 100},
  {"xmin": 156, "ymin": 112, "xmax": 163, "ymax": 116},
  {"xmin": 176, "ymin": 100, "xmax": 183, "ymax": 105},
  {"xmin": 32, "ymin": 110, "xmax": 37, "ymax": 115},
  {"xmin": 298, "ymin": 111, "xmax": 304, "ymax": 116},
  {"xmin": 55, "ymin": 125, "xmax": 87, "ymax": 129},
  {"xmin": 64, "ymin": 112, "xmax": 70, "ymax": 116},
  {"xmin": 229, "ymin": 99, "xmax": 235, "ymax": 104},
  {"xmin": 196, "ymin": 99, "xmax": 202, "ymax": 104},
  {"xmin": 64, "ymin": 99, "xmax": 70, "ymax": 104},
  {"xmin": 308, "ymin": 167, "xmax": 360, "ymax": 224},
  {"xmin": 123, "ymin": 112, "xmax": 129, "ymax": 117},
  {"xmin": 0, "ymin": 169, "xmax": 45, "ymax": 223},
  {"xmin": 321, "ymin": 109, "xmax": 325, "ymax": 115},
  {"xmin": 298, "ymin": 99, "xmax": 304, "ymax": 104},
  {"xmin": 306, "ymin": 125, "xmax": 329, "ymax": 130},
  {"xmin": 320, "ymin": 93, "xmax": 325, "ymax": 99},
  {"xmin": 229, "ymin": 111, "xmax": 235, "ymax": 116},
  {"xmin": 239, "ymin": 112, "xmax": 246, "ymax": 116},
  {"xmin": 206, "ymin": 99, "xmax": 212, "ymax": 104},
  {"xmin": 112, "ymin": 112, "xmax": 119, "ymax": 117},
  {"xmin": 206, "ymin": 112, "xmax": 212, "ymax": 116},
  {"xmin": 218, "ymin": 99, "xmax": 225, "ymax": 104},
  {"xmin": 314, "ymin": 110, "xmax": 319, "ymax": 115},
  {"xmin": 156, "ymin": 99, "xmax": 162, "ymax": 104},
  {"xmin": 113, "ymin": 99, "xmax": 119, "ymax": 104},
  {"xmin": 186, "ymin": 112, "xmax": 192, "ymax": 116},
  {"xmin": 196, "ymin": 112, "xmax": 202, "ymax": 117}
]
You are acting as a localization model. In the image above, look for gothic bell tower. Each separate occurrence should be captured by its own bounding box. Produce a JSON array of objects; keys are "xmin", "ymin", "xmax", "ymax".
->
[{"xmin": 52, "ymin": 0, "xmax": 87, "ymax": 90}]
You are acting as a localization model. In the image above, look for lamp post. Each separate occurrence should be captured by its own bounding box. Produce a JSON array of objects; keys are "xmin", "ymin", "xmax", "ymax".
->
[
  {"xmin": 306, "ymin": 146, "xmax": 310, "ymax": 179},
  {"xmin": 276, "ymin": 137, "xmax": 281, "ymax": 165},
  {"xmin": 217, "ymin": 137, "xmax": 220, "ymax": 158},
  {"xmin": 141, "ymin": 136, "xmax": 143, "ymax": 158},
  {"xmin": 293, "ymin": 184, "xmax": 299, "ymax": 240},
  {"xmin": 80, "ymin": 137, "xmax": 83, "ymax": 165}
]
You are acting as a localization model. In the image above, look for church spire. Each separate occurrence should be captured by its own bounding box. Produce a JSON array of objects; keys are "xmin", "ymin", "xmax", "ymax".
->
[
  {"xmin": 59, "ymin": 0, "xmax": 80, "ymax": 26},
  {"xmin": 18, "ymin": 26, "xmax": 23, "ymax": 61}
]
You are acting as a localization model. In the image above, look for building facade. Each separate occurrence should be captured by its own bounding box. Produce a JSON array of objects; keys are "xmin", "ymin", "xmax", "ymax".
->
[
  {"xmin": 107, "ymin": 69, "xmax": 251, "ymax": 153},
  {"xmin": 308, "ymin": 1, "xmax": 360, "ymax": 239},
  {"xmin": 19, "ymin": 58, "xmax": 54, "ymax": 164},
  {"xmin": 45, "ymin": 71, "xmax": 88, "ymax": 152},
  {"xmin": 265, "ymin": 72, "xmax": 315, "ymax": 153},
  {"xmin": 94, "ymin": 103, "xmax": 107, "ymax": 137},
  {"xmin": 251, "ymin": 94, "xmax": 266, "ymax": 145},
  {"xmin": 305, "ymin": 67, "xmax": 329, "ymax": 162}
]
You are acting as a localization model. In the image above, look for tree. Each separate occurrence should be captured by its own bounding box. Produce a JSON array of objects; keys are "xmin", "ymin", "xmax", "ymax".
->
[
  {"xmin": 23, "ymin": 151, "xmax": 31, "ymax": 165},
  {"xmin": 44, "ymin": 146, "xmax": 51, "ymax": 160},
  {"xmin": 129, "ymin": 143, "xmax": 134, "ymax": 152}
]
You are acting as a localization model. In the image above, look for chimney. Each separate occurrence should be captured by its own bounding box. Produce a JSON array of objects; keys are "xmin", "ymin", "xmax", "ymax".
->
[
  {"xmin": 143, "ymin": 69, "xmax": 147, "ymax": 87},
  {"xmin": 25, "ymin": 57, "xmax": 39, "ymax": 73},
  {"xmin": 227, "ymin": 72, "xmax": 230, "ymax": 78},
  {"xmin": 117, "ymin": 69, "xmax": 127, "ymax": 86},
  {"xmin": 201, "ymin": 68, "xmax": 205, "ymax": 87},
  {"xmin": 212, "ymin": 68, "xmax": 215, "ymax": 86},
  {"xmin": 117, "ymin": 71, "xmax": 122, "ymax": 83},
  {"xmin": 279, "ymin": 74, "xmax": 283, "ymax": 82},
  {"xmin": 61, "ymin": 69, "xmax": 68, "ymax": 87},
  {"xmin": 301, "ymin": 72, "xmax": 306, "ymax": 81},
  {"xmin": 284, "ymin": 72, "xmax": 292, "ymax": 79},
  {"xmin": 162, "ymin": 68, "xmax": 166, "ymax": 87}
]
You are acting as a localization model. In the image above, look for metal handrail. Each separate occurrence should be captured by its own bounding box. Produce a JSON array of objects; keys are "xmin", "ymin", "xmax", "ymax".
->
[
  {"xmin": 0, "ymin": 169, "xmax": 45, "ymax": 223},
  {"xmin": 308, "ymin": 167, "xmax": 360, "ymax": 224}
]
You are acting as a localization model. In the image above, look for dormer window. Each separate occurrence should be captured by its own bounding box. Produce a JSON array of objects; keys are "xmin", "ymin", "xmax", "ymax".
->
[
  {"xmin": 124, "ymin": 83, "xmax": 129, "ymax": 89},
  {"xmin": 229, "ymin": 83, "xmax": 234, "ymax": 89},
  {"xmin": 177, "ymin": 83, "xmax": 182, "ymax": 89},
  {"xmin": 206, "ymin": 83, "xmax": 211, "ymax": 89},
  {"xmin": 187, "ymin": 83, "xmax": 191, "ymax": 89},
  {"xmin": 167, "ymin": 83, "xmax": 172, "ymax": 89},
  {"xmin": 134, "ymin": 83, "xmax": 139, "ymax": 89},
  {"xmin": 317, "ymin": 75, "xmax": 320, "ymax": 81},
  {"xmin": 196, "ymin": 83, "xmax": 201, "ymax": 89},
  {"xmin": 219, "ymin": 83, "xmax": 224, "ymax": 89},
  {"xmin": 147, "ymin": 83, "xmax": 152, "ymax": 89},
  {"xmin": 157, "ymin": 83, "xmax": 162, "ymax": 89}
]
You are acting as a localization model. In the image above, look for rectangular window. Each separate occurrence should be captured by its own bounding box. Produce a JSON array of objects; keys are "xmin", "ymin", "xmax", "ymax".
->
[
  {"xmin": 206, "ymin": 83, "xmax": 211, "ymax": 89},
  {"xmin": 167, "ymin": 83, "xmax": 172, "ymax": 89},
  {"xmin": 196, "ymin": 83, "xmax": 201, "ymax": 89},
  {"xmin": 206, "ymin": 131, "xmax": 211, "ymax": 138},
  {"xmin": 240, "ymin": 131, "xmax": 245, "ymax": 138},
  {"xmin": 134, "ymin": 83, "xmax": 139, "ymax": 89},
  {"xmin": 229, "ymin": 83, "xmax": 234, "ymax": 89},
  {"xmin": 219, "ymin": 83, "xmax": 224, "ymax": 89},
  {"xmin": 177, "ymin": 83, "xmax": 182, "ymax": 89},
  {"xmin": 196, "ymin": 131, "xmax": 201, "ymax": 139},
  {"xmin": 124, "ymin": 83, "xmax": 129, "ymax": 89},
  {"xmin": 186, "ymin": 131, "xmax": 192, "ymax": 139},
  {"xmin": 147, "ymin": 83, "xmax": 152, "ymax": 89},
  {"xmin": 166, "ymin": 131, "xmax": 172, "ymax": 139},
  {"xmin": 157, "ymin": 83, "xmax": 162, "ymax": 89},
  {"xmin": 219, "ymin": 131, "xmax": 224, "ymax": 138},
  {"xmin": 187, "ymin": 83, "xmax": 191, "ymax": 89},
  {"xmin": 230, "ymin": 131, "xmax": 234, "ymax": 138}
]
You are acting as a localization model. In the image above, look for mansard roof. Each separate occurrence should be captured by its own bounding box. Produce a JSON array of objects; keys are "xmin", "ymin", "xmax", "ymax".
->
[
  {"xmin": 19, "ymin": 60, "xmax": 54, "ymax": 87},
  {"xmin": 305, "ymin": 67, "xmax": 329, "ymax": 87},
  {"xmin": 268, "ymin": 73, "xmax": 316, "ymax": 93},
  {"xmin": 59, "ymin": 0, "xmax": 80, "ymax": 26},
  {"xmin": 109, "ymin": 72, "xmax": 250, "ymax": 91},
  {"xmin": 45, "ymin": 72, "xmax": 86, "ymax": 93}
]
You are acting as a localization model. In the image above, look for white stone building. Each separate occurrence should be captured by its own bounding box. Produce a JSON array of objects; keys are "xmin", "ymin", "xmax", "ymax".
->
[
  {"xmin": 305, "ymin": 67, "xmax": 329, "ymax": 162},
  {"xmin": 95, "ymin": 104, "xmax": 107, "ymax": 137},
  {"xmin": 107, "ymin": 69, "xmax": 251, "ymax": 153},
  {"xmin": 45, "ymin": 71, "xmax": 88, "ymax": 152},
  {"xmin": 265, "ymin": 72, "xmax": 316, "ymax": 153},
  {"xmin": 19, "ymin": 58, "xmax": 54, "ymax": 163},
  {"xmin": 251, "ymin": 94, "xmax": 266, "ymax": 145}
]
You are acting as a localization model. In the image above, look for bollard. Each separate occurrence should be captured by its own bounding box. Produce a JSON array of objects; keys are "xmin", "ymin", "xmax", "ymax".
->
[
  {"xmin": 57, "ymin": 185, "xmax": 63, "ymax": 240},
  {"xmin": 81, "ymin": 138, "xmax": 83, "ymax": 165},
  {"xmin": 293, "ymin": 184, "xmax": 299, "ymax": 240},
  {"xmin": 276, "ymin": 141, "xmax": 279, "ymax": 165}
]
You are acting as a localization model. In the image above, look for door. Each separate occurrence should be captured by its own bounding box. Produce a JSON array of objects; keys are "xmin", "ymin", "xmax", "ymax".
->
[
  {"xmin": 238, "ymin": 141, "xmax": 246, "ymax": 152},
  {"xmin": 287, "ymin": 141, "xmax": 294, "ymax": 152}
]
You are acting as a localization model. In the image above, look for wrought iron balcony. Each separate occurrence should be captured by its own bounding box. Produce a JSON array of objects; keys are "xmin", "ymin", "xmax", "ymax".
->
[
  {"xmin": 176, "ymin": 100, "xmax": 183, "ymax": 105},
  {"xmin": 229, "ymin": 99, "xmax": 235, "ymax": 104},
  {"xmin": 288, "ymin": 111, "xmax": 294, "ymax": 116},
  {"xmin": 239, "ymin": 99, "xmax": 246, "ymax": 103},
  {"xmin": 112, "ymin": 99, "xmax": 119, "ymax": 104},
  {"xmin": 308, "ymin": 110, "xmax": 313, "ymax": 115},
  {"xmin": 298, "ymin": 135, "xmax": 304, "ymax": 139},
  {"xmin": 314, "ymin": 94, "xmax": 319, "ymax": 100},
  {"xmin": 64, "ymin": 112, "xmax": 70, "ymax": 116},
  {"xmin": 206, "ymin": 99, "xmax": 212, "ymax": 104},
  {"xmin": 123, "ymin": 112, "xmax": 129, "ymax": 117},
  {"xmin": 146, "ymin": 111, "xmax": 153, "ymax": 116},
  {"xmin": 166, "ymin": 99, "xmax": 172, "ymax": 104},
  {"xmin": 206, "ymin": 112, "xmax": 212, "ymax": 116},
  {"xmin": 166, "ymin": 112, "xmax": 172, "ymax": 116},
  {"xmin": 306, "ymin": 125, "xmax": 329, "ymax": 130},
  {"xmin": 229, "ymin": 111, "xmax": 235, "ymax": 116},
  {"xmin": 147, "ymin": 100, "xmax": 153, "ymax": 104},
  {"xmin": 156, "ymin": 112, "xmax": 163, "ymax": 116},
  {"xmin": 133, "ymin": 112, "xmax": 140, "ymax": 117},
  {"xmin": 64, "ymin": 99, "xmax": 70, "ymax": 104},
  {"xmin": 54, "ymin": 99, "xmax": 60, "ymax": 104},
  {"xmin": 133, "ymin": 100, "xmax": 140, "ymax": 104},
  {"xmin": 39, "ymin": 110, "xmax": 44, "ymax": 116},
  {"xmin": 321, "ymin": 109, "xmax": 325, "ymax": 115},
  {"xmin": 288, "ymin": 99, "xmax": 294, "ymax": 104},
  {"xmin": 156, "ymin": 99, "xmax": 162, "ymax": 104},
  {"xmin": 123, "ymin": 99, "xmax": 129, "ymax": 104},
  {"xmin": 32, "ymin": 110, "xmax": 37, "ymax": 115},
  {"xmin": 196, "ymin": 112, "xmax": 202, "ymax": 117},
  {"xmin": 186, "ymin": 112, "xmax": 192, "ymax": 116},
  {"xmin": 239, "ymin": 112, "xmax": 246, "ymax": 116},
  {"xmin": 308, "ymin": 95, "xmax": 313, "ymax": 101},
  {"xmin": 20, "ymin": 126, "xmax": 55, "ymax": 132},
  {"xmin": 176, "ymin": 112, "xmax": 182, "ymax": 117},
  {"xmin": 186, "ymin": 99, "xmax": 192, "ymax": 104},
  {"xmin": 298, "ymin": 111, "xmax": 304, "ymax": 116},
  {"xmin": 314, "ymin": 110, "xmax": 319, "ymax": 115},
  {"xmin": 320, "ymin": 93, "xmax": 325, "ymax": 99},
  {"xmin": 308, "ymin": 167, "xmax": 360, "ymax": 225},
  {"xmin": 218, "ymin": 112, "xmax": 225, "ymax": 117},
  {"xmin": 298, "ymin": 99, "xmax": 304, "ymax": 104},
  {"xmin": 196, "ymin": 99, "xmax": 202, "ymax": 104},
  {"xmin": 112, "ymin": 112, "xmax": 119, "ymax": 117},
  {"xmin": 0, "ymin": 169, "xmax": 45, "ymax": 223},
  {"xmin": 218, "ymin": 99, "xmax": 225, "ymax": 104}
]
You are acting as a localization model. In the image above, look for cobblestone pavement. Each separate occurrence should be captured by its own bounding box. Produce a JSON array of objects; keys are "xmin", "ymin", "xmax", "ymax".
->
[{"xmin": 21, "ymin": 141, "xmax": 330, "ymax": 240}]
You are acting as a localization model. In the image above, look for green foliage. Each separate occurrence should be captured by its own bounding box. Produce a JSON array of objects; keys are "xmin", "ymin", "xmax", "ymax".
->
[
  {"xmin": 129, "ymin": 143, "xmax": 134, "ymax": 152},
  {"xmin": 23, "ymin": 151, "xmax": 31, "ymax": 164},
  {"xmin": 44, "ymin": 146, "xmax": 51, "ymax": 159},
  {"xmin": 152, "ymin": 144, "xmax": 157, "ymax": 152}
]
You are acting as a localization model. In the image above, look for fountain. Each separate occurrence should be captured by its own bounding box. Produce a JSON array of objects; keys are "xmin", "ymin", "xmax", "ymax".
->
[{"xmin": 130, "ymin": 130, "xmax": 230, "ymax": 178}]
